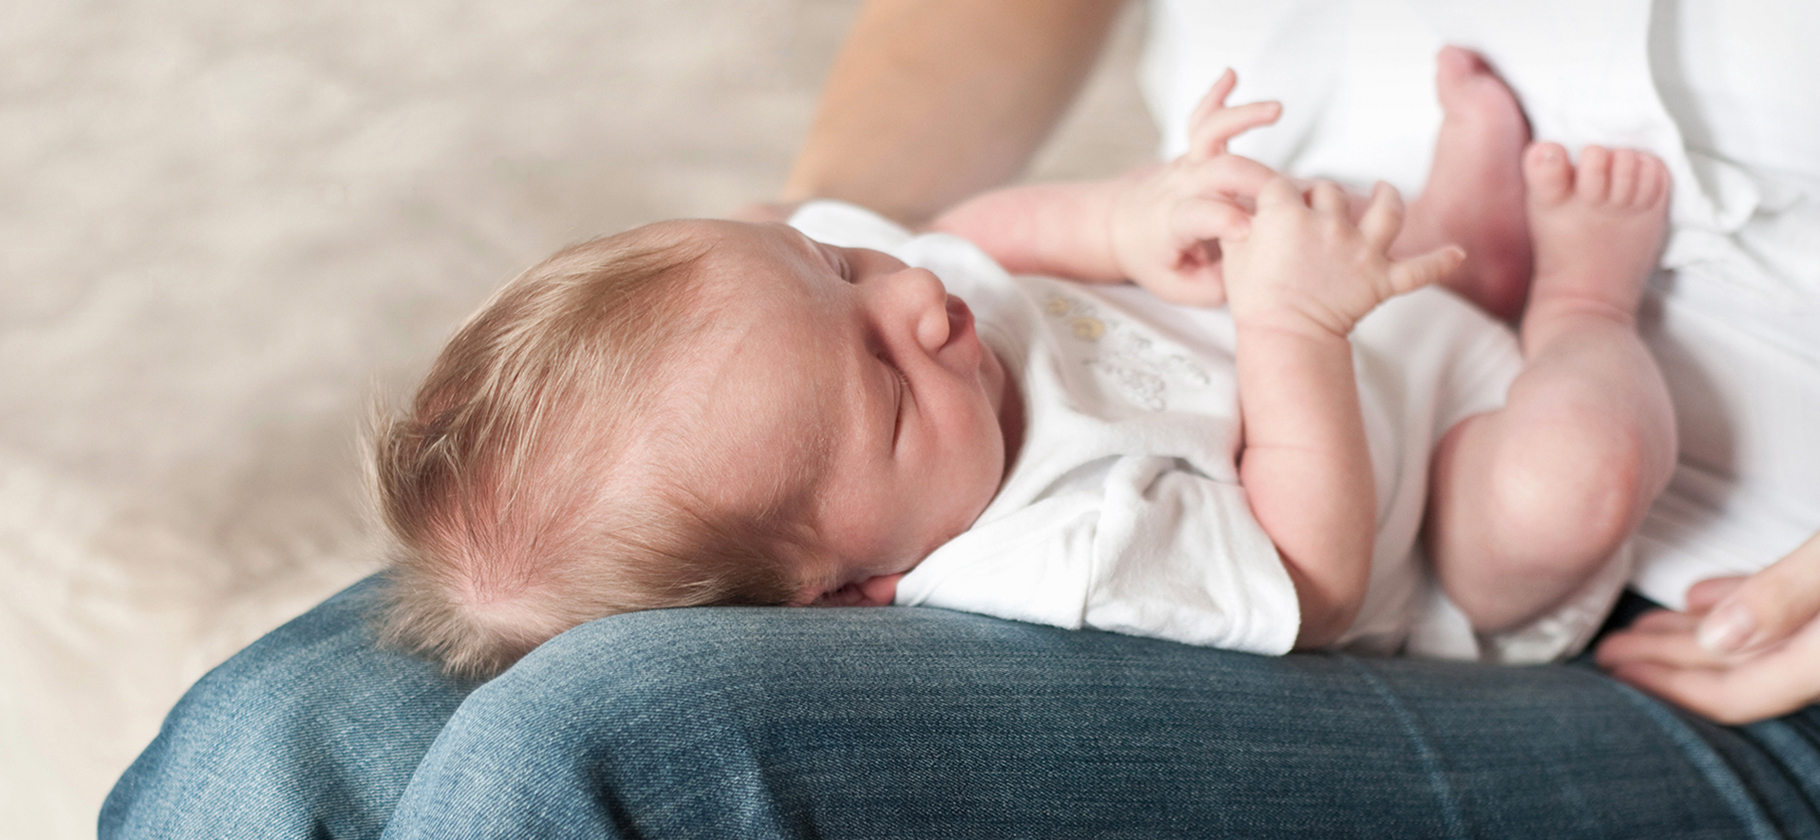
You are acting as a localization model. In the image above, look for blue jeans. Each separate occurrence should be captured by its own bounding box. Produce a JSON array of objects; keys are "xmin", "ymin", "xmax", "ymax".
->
[{"xmin": 103, "ymin": 576, "xmax": 1820, "ymax": 838}]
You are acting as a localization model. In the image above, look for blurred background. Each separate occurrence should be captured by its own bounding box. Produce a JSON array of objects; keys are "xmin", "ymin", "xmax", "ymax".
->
[{"xmin": 0, "ymin": 0, "xmax": 1155, "ymax": 834}]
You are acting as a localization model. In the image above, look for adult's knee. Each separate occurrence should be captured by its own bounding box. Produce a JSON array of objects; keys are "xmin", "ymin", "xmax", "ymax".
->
[
  {"xmin": 102, "ymin": 577, "xmax": 469, "ymax": 840},
  {"xmin": 384, "ymin": 608, "xmax": 838, "ymax": 839}
]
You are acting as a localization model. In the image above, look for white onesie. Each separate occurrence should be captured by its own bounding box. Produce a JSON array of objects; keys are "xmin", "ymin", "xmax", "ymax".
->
[
  {"xmin": 1140, "ymin": 0, "xmax": 1820, "ymax": 613},
  {"xmin": 791, "ymin": 200, "xmax": 1627, "ymax": 663}
]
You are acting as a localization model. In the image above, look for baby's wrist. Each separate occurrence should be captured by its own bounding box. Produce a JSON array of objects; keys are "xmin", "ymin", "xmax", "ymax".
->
[
  {"xmin": 1104, "ymin": 180, "xmax": 1150, "ymax": 277},
  {"xmin": 1230, "ymin": 298, "xmax": 1350, "ymax": 343}
]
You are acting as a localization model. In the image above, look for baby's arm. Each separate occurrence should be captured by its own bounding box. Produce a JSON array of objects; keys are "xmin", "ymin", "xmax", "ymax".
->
[
  {"xmin": 1222, "ymin": 179, "xmax": 1463, "ymax": 648},
  {"xmin": 930, "ymin": 70, "xmax": 1278, "ymax": 305}
]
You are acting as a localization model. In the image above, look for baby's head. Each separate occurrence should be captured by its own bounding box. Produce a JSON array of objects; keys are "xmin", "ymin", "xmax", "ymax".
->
[{"xmin": 374, "ymin": 219, "xmax": 1017, "ymax": 678}]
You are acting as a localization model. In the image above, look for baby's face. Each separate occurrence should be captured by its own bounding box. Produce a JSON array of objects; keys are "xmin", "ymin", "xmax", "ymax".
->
[{"xmin": 667, "ymin": 220, "xmax": 1018, "ymax": 606}]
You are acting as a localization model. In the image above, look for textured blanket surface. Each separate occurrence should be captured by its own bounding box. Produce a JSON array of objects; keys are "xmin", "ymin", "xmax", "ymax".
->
[{"xmin": 0, "ymin": 2, "xmax": 1156, "ymax": 834}]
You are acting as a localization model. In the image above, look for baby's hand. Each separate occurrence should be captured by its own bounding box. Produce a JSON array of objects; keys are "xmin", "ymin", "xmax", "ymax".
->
[
  {"xmin": 1221, "ymin": 178, "xmax": 1464, "ymax": 337},
  {"xmin": 1108, "ymin": 70, "xmax": 1281, "ymax": 306}
]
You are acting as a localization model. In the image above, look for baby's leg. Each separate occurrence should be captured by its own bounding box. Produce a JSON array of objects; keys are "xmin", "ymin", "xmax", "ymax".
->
[
  {"xmin": 1393, "ymin": 47, "xmax": 1534, "ymax": 321},
  {"xmin": 1424, "ymin": 143, "xmax": 1677, "ymax": 633}
]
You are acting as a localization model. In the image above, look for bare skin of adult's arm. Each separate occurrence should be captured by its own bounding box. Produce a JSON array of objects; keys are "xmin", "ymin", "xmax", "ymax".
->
[{"xmin": 774, "ymin": 0, "xmax": 1128, "ymax": 226}]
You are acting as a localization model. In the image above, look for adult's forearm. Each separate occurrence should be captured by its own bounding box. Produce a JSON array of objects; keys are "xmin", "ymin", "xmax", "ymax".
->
[{"xmin": 782, "ymin": 0, "xmax": 1127, "ymax": 225}]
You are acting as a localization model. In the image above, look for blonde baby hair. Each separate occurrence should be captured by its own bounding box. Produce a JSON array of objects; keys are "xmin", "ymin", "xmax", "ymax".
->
[{"xmin": 371, "ymin": 225, "xmax": 820, "ymax": 679}]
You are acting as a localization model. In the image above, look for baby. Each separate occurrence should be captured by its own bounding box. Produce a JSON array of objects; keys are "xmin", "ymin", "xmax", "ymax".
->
[{"xmin": 374, "ymin": 51, "xmax": 1676, "ymax": 677}]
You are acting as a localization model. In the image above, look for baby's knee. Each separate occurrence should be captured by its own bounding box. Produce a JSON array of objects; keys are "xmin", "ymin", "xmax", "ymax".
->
[{"xmin": 1486, "ymin": 408, "xmax": 1649, "ymax": 566}]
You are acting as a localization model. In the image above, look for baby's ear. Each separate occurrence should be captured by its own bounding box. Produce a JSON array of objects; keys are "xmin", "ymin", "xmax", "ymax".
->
[
  {"xmin": 806, "ymin": 584, "xmax": 863, "ymax": 607},
  {"xmin": 808, "ymin": 574, "xmax": 904, "ymax": 608},
  {"xmin": 853, "ymin": 573, "xmax": 904, "ymax": 606}
]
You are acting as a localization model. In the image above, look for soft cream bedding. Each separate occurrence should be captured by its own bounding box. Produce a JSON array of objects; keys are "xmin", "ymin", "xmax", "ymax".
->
[{"xmin": 0, "ymin": 2, "xmax": 1158, "ymax": 834}]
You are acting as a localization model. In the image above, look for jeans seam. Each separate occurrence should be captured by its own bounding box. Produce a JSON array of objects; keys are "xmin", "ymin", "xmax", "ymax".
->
[
  {"xmin": 1745, "ymin": 720, "xmax": 1820, "ymax": 836},
  {"xmin": 1337, "ymin": 655, "xmax": 1468, "ymax": 840},
  {"xmin": 1610, "ymin": 680, "xmax": 1782, "ymax": 840}
]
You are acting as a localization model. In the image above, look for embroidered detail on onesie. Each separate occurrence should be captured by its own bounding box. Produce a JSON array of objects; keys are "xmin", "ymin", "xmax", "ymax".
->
[
  {"xmin": 1042, "ymin": 292, "xmax": 1211, "ymax": 412},
  {"xmin": 1046, "ymin": 294, "xmax": 1106, "ymax": 340}
]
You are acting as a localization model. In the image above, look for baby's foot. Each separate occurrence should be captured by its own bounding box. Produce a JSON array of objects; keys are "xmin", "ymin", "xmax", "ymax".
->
[
  {"xmin": 1398, "ymin": 47, "xmax": 1534, "ymax": 321},
  {"xmin": 1522, "ymin": 142, "xmax": 1670, "ymax": 324}
]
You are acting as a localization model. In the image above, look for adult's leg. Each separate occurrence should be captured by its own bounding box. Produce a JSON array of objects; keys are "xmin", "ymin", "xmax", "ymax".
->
[
  {"xmin": 100, "ymin": 576, "xmax": 478, "ymax": 840},
  {"xmin": 383, "ymin": 604, "xmax": 1820, "ymax": 839}
]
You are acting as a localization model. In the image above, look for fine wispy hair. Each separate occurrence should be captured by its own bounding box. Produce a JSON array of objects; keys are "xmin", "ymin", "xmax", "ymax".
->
[{"xmin": 368, "ymin": 227, "xmax": 818, "ymax": 679}]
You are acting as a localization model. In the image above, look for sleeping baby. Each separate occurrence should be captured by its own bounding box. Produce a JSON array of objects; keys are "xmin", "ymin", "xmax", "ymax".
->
[{"xmin": 372, "ymin": 54, "xmax": 1676, "ymax": 678}]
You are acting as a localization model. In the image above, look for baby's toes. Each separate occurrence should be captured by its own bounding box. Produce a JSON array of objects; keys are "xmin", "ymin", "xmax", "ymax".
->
[
  {"xmin": 1576, "ymin": 145, "xmax": 1613, "ymax": 203},
  {"xmin": 1523, "ymin": 142, "xmax": 1574, "ymax": 206},
  {"xmin": 1635, "ymin": 153, "xmax": 1671, "ymax": 208},
  {"xmin": 1608, "ymin": 149, "xmax": 1640, "ymax": 206}
]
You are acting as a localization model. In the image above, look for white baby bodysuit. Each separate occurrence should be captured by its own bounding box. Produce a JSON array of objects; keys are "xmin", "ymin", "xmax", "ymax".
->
[
  {"xmin": 1141, "ymin": 0, "xmax": 1820, "ymax": 613},
  {"xmin": 791, "ymin": 200, "xmax": 1621, "ymax": 662}
]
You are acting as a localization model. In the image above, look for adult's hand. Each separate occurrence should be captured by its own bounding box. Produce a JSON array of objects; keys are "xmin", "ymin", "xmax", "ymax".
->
[{"xmin": 1596, "ymin": 530, "xmax": 1820, "ymax": 724}]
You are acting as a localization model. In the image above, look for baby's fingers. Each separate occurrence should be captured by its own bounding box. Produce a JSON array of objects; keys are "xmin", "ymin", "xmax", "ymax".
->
[
  {"xmin": 1184, "ymin": 69, "xmax": 1282, "ymax": 162},
  {"xmin": 1172, "ymin": 154, "xmax": 1276, "ymax": 208},
  {"xmin": 1255, "ymin": 175, "xmax": 1307, "ymax": 212},
  {"xmin": 1143, "ymin": 262, "xmax": 1229, "ymax": 308},
  {"xmin": 1386, "ymin": 245, "xmax": 1464, "ymax": 295},
  {"xmin": 1170, "ymin": 196, "xmax": 1250, "ymax": 246},
  {"xmin": 1357, "ymin": 182, "xmax": 1405, "ymax": 249},
  {"xmin": 1308, "ymin": 180, "xmax": 1349, "ymax": 216},
  {"xmin": 1187, "ymin": 101, "xmax": 1282, "ymax": 162},
  {"xmin": 1185, "ymin": 69, "xmax": 1239, "ymax": 131}
]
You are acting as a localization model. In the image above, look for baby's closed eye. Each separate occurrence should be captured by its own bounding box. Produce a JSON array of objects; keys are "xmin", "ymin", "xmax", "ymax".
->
[{"xmin": 879, "ymin": 355, "xmax": 907, "ymax": 446}]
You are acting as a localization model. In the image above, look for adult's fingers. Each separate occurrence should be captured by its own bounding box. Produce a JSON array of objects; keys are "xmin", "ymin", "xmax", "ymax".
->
[
  {"xmin": 1609, "ymin": 636, "xmax": 1820, "ymax": 725},
  {"xmin": 1697, "ymin": 530, "xmax": 1820, "ymax": 655},
  {"xmin": 1628, "ymin": 608, "xmax": 1701, "ymax": 634},
  {"xmin": 1594, "ymin": 617, "xmax": 1727, "ymax": 672},
  {"xmin": 1604, "ymin": 663, "xmax": 1776, "ymax": 725},
  {"xmin": 1683, "ymin": 576, "xmax": 1745, "ymax": 614}
]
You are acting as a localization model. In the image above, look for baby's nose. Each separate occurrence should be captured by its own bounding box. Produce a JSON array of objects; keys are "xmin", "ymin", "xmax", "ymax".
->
[{"xmin": 890, "ymin": 268, "xmax": 950, "ymax": 352}]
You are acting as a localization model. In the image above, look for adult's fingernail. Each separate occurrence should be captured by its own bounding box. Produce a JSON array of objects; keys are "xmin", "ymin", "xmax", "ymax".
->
[{"xmin": 1698, "ymin": 603, "xmax": 1756, "ymax": 654}]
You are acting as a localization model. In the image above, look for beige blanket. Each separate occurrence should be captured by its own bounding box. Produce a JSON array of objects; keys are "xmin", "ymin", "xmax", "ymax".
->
[{"xmin": 0, "ymin": 1, "xmax": 1153, "ymax": 834}]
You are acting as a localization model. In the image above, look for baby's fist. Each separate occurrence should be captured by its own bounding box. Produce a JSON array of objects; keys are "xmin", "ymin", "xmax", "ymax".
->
[
  {"xmin": 1222, "ymin": 179, "xmax": 1462, "ymax": 336},
  {"xmin": 1107, "ymin": 70, "xmax": 1282, "ymax": 306}
]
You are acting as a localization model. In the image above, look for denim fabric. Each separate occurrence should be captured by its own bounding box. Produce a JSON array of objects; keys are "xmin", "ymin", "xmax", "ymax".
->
[
  {"xmin": 99, "ymin": 578, "xmax": 480, "ymax": 840},
  {"xmin": 106, "ymin": 577, "xmax": 1820, "ymax": 839}
]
